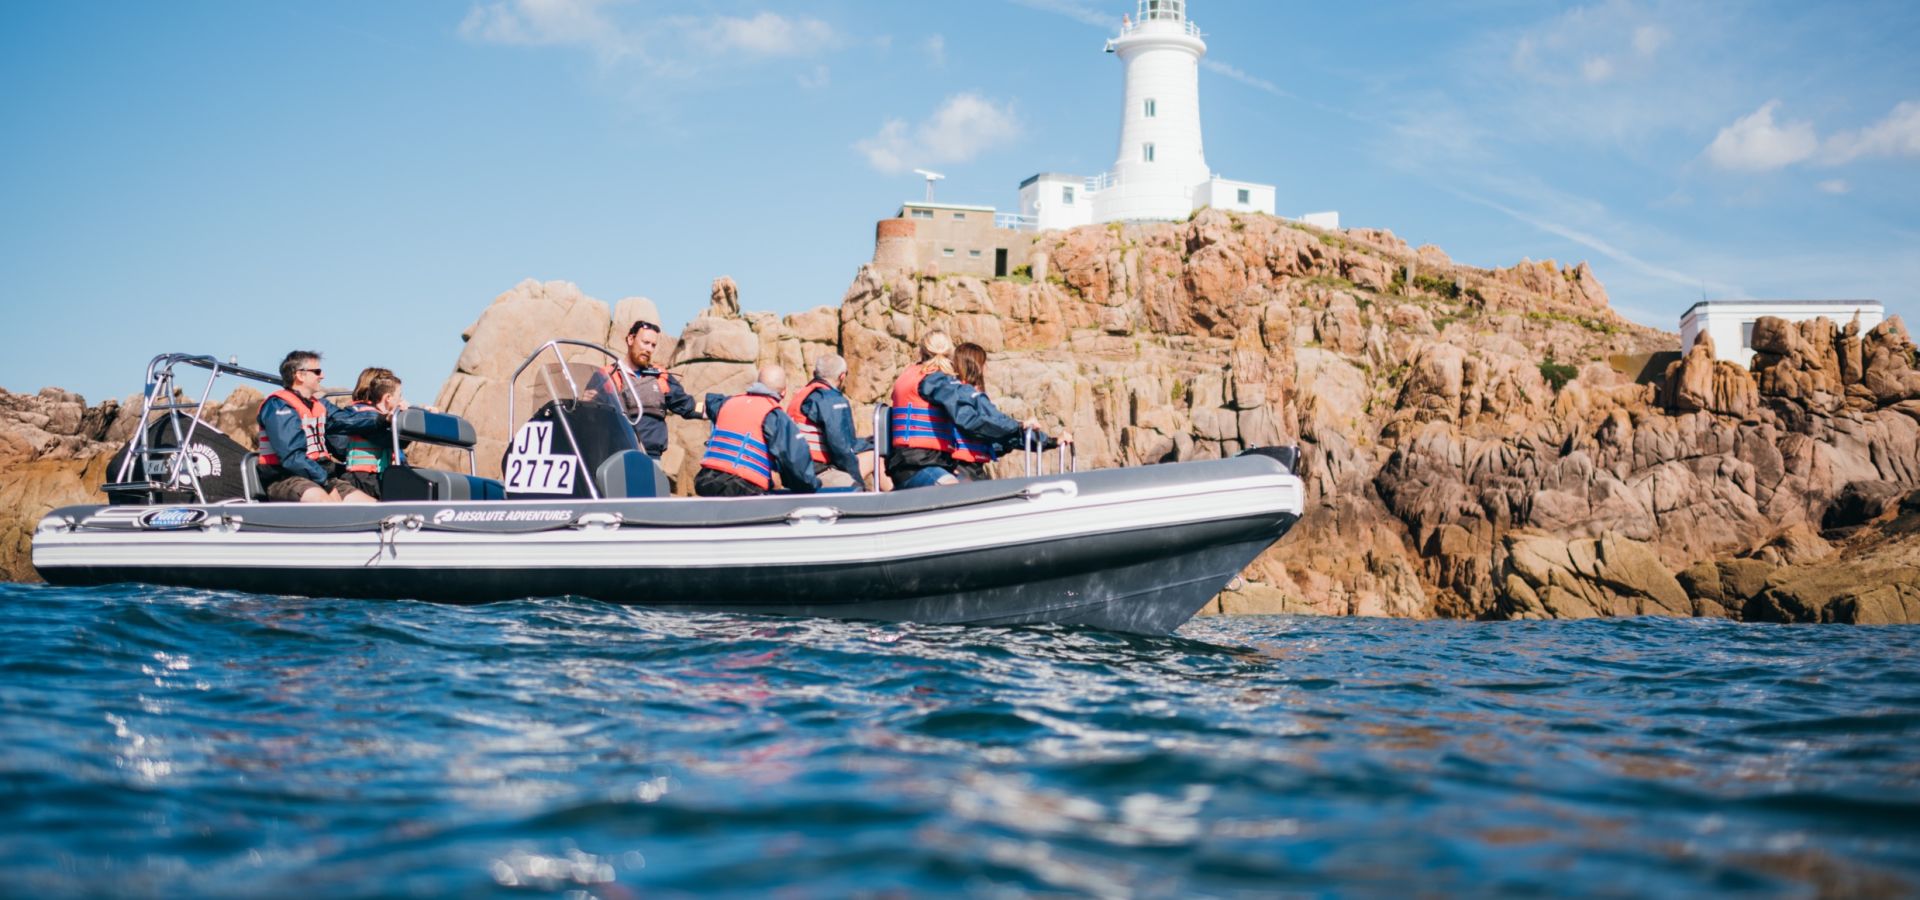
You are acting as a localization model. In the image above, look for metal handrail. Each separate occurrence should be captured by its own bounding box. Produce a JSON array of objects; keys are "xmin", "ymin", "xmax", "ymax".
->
[
  {"xmin": 1022, "ymin": 429, "xmax": 1077, "ymax": 478},
  {"xmin": 112, "ymin": 353, "xmax": 286, "ymax": 502},
  {"xmin": 994, "ymin": 213, "xmax": 1038, "ymax": 231},
  {"xmin": 505, "ymin": 339, "xmax": 643, "ymax": 431}
]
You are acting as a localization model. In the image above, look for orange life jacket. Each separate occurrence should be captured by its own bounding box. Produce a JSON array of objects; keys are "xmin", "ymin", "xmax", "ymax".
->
[
  {"xmin": 699, "ymin": 393, "xmax": 780, "ymax": 490},
  {"xmin": 599, "ymin": 364, "xmax": 672, "ymax": 415},
  {"xmin": 949, "ymin": 393, "xmax": 997, "ymax": 465},
  {"xmin": 785, "ymin": 380, "xmax": 830, "ymax": 465},
  {"xmin": 257, "ymin": 389, "xmax": 329, "ymax": 466},
  {"xmin": 341, "ymin": 402, "xmax": 391, "ymax": 474},
  {"xmin": 889, "ymin": 363, "xmax": 954, "ymax": 453}
]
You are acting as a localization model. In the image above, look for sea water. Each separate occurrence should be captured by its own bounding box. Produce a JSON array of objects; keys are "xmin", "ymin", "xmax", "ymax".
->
[{"xmin": 1, "ymin": 583, "xmax": 1916, "ymax": 897}]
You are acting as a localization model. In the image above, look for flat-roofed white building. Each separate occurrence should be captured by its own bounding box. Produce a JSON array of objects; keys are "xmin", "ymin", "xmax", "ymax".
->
[{"xmin": 1681, "ymin": 299, "xmax": 1885, "ymax": 368}]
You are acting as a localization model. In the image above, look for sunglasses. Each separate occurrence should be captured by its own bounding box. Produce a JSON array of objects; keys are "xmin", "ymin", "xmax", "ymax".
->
[{"xmin": 299, "ymin": 367, "xmax": 324, "ymax": 376}]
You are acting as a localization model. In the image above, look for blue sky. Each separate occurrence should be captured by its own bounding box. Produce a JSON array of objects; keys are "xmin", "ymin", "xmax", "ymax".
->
[{"xmin": 3, "ymin": 0, "xmax": 1916, "ymax": 403}]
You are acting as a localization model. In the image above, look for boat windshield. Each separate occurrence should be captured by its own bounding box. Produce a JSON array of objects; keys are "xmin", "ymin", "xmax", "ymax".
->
[{"xmin": 507, "ymin": 339, "xmax": 647, "ymax": 430}]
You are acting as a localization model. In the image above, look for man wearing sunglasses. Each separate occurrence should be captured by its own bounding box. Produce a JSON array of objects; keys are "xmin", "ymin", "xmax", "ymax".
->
[
  {"xmin": 254, "ymin": 350, "xmax": 390, "ymax": 503},
  {"xmin": 584, "ymin": 320, "xmax": 702, "ymax": 460}
]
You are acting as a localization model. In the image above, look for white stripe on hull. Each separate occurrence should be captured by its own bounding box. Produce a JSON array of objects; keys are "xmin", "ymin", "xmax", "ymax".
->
[{"xmin": 36, "ymin": 474, "xmax": 1303, "ymax": 572}]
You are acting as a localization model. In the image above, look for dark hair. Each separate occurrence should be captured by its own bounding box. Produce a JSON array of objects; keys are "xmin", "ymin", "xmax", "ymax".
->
[
  {"xmin": 279, "ymin": 350, "xmax": 321, "ymax": 388},
  {"xmin": 953, "ymin": 342, "xmax": 988, "ymax": 390},
  {"xmin": 351, "ymin": 367, "xmax": 400, "ymax": 403},
  {"xmin": 627, "ymin": 320, "xmax": 662, "ymax": 337}
]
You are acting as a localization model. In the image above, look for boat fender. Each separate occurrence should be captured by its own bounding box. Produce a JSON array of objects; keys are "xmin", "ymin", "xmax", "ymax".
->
[
  {"xmin": 574, "ymin": 512, "xmax": 624, "ymax": 531},
  {"xmin": 785, "ymin": 506, "xmax": 842, "ymax": 526},
  {"xmin": 1019, "ymin": 480, "xmax": 1079, "ymax": 501},
  {"xmin": 34, "ymin": 515, "xmax": 75, "ymax": 536}
]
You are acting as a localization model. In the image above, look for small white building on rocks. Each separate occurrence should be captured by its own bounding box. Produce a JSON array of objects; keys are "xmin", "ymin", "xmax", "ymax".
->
[{"xmin": 1681, "ymin": 299, "xmax": 1885, "ymax": 368}]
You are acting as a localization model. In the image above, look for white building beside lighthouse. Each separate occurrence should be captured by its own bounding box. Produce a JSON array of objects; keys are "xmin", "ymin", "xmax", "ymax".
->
[{"xmin": 1016, "ymin": 0, "xmax": 1294, "ymax": 231}]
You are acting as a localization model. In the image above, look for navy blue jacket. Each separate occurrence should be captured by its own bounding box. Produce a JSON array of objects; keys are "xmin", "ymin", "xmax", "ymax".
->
[
  {"xmin": 919, "ymin": 371, "xmax": 1046, "ymax": 458},
  {"xmin": 798, "ymin": 380, "xmax": 872, "ymax": 479},
  {"xmin": 258, "ymin": 394, "xmax": 383, "ymax": 484},
  {"xmin": 704, "ymin": 385, "xmax": 820, "ymax": 493},
  {"xmin": 585, "ymin": 364, "xmax": 700, "ymax": 458}
]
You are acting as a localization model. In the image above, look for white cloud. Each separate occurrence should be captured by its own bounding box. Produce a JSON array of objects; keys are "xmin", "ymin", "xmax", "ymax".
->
[
  {"xmin": 1200, "ymin": 60, "xmax": 1290, "ymax": 98},
  {"xmin": 1004, "ymin": 0, "xmax": 1112, "ymax": 29},
  {"xmin": 1581, "ymin": 56, "xmax": 1615, "ymax": 83},
  {"xmin": 798, "ymin": 65, "xmax": 830, "ymax": 90},
  {"xmin": 854, "ymin": 93, "xmax": 1021, "ymax": 174},
  {"xmin": 1817, "ymin": 179, "xmax": 1850, "ymax": 194},
  {"xmin": 458, "ymin": 1, "xmax": 840, "ymax": 82},
  {"xmin": 1705, "ymin": 99, "xmax": 1920, "ymax": 173},
  {"xmin": 1632, "ymin": 24, "xmax": 1669, "ymax": 56},
  {"xmin": 922, "ymin": 34, "xmax": 946, "ymax": 67},
  {"xmin": 703, "ymin": 12, "xmax": 835, "ymax": 57},
  {"xmin": 1704, "ymin": 100, "xmax": 1818, "ymax": 171},
  {"xmin": 1449, "ymin": 186, "xmax": 1742, "ymax": 297},
  {"xmin": 1824, "ymin": 101, "xmax": 1920, "ymax": 164},
  {"xmin": 458, "ymin": 0, "xmax": 627, "ymax": 56}
]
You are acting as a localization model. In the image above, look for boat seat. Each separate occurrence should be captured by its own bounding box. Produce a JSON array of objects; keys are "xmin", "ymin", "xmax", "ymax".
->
[
  {"xmin": 594, "ymin": 449, "xmax": 669, "ymax": 498},
  {"xmin": 240, "ymin": 452, "xmax": 267, "ymax": 502},
  {"xmin": 380, "ymin": 464, "xmax": 506, "ymax": 502}
]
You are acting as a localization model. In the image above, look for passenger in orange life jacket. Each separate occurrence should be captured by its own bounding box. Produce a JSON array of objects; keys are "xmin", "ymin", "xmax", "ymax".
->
[
  {"xmin": 785, "ymin": 353, "xmax": 875, "ymax": 490},
  {"xmin": 581, "ymin": 320, "xmax": 701, "ymax": 459},
  {"xmin": 327, "ymin": 368, "xmax": 411, "ymax": 501},
  {"xmin": 694, "ymin": 364, "xmax": 820, "ymax": 498},
  {"xmin": 887, "ymin": 331, "xmax": 1068, "ymax": 490},
  {"xmin": 254, "ymin": 350, "xmax": 390, "ymax": 503}
]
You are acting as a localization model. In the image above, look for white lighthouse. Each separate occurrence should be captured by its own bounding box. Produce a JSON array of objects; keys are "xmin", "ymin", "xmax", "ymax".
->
[
  {"xmin": 1099, "ymin": 0, "xmax": 1212, "ymax": 221},
  {"xmin": 1017, "ymin": 0, "xmax": 1292, "ymax": 232}
]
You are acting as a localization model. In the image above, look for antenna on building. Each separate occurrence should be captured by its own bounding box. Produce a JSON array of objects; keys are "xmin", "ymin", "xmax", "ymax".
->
[{"xmin": 913, "ymin": 169, "xmax": 946, "ymax": 202}]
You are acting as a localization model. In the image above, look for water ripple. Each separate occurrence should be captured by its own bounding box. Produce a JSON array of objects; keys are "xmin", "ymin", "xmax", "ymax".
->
[{"xmin": 0, "ymin": 583, "xmax": 1916, "ymax": 896}]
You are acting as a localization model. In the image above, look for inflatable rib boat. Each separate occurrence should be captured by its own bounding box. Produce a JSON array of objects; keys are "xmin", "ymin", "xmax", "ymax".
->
[{"xmin": 32, "ymin": 347, "xmax": 1306, "ymax": 635}]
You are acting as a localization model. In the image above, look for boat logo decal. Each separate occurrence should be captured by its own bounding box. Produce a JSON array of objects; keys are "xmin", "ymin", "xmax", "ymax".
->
[
  {"xmin": 142, "ymin": 442, "xmax": 223, "ymax": 485},
  {"xmin": 431, "ymin": 508, "xmax": 574, "ymax": 525},
  {"xmin": 139, "ymin": 508, "xmax": 207, "ymax": 530}
]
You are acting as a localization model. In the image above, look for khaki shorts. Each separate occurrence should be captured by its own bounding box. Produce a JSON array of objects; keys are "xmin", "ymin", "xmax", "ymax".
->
[
  {"xmin": 265, "ymin": 474, "xmax": 356, "ymax": 502},
  {"xmin": 816, "ymin": 468, "xmax": 858, "ymax": 489}
]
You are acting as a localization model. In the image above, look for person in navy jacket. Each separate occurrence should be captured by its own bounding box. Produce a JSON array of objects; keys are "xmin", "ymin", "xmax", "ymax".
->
[
  {"xmin": 695, "ymin": 364, "xmax": 820, "ymax": 497},
  {"xmin": 785, "ymin": 354, "xmax": 874, "ymax": 490},
  {"xmin": 254, "ymin": 350, "xmax": 388, "ymax": 503}
]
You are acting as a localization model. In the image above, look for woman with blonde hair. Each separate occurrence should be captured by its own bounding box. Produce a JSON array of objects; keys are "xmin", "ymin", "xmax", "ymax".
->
[{"xmin": 886, "ymin": 331, "xmax": 1065, "ymax": 488}]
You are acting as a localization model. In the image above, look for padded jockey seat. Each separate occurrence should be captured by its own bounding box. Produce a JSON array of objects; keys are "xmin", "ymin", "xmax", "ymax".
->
[
  {"xmin": 382, "ymin": 465, "xmax": 506, "ymax": 501},
  {"xmin": 594, "ymin": 449, "xmax": 669, "ymax": 498}
]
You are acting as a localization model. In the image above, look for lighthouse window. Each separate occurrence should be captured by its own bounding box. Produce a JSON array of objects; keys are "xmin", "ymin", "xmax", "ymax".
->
[
  {"xmin": 910, "ymin": 209, "xmax": 934, "ymax": 219},
  {"xmin": 969, "ymin": 249, "xmax": 982, "ymax": 258},
  {"xmin": 1144, "ymin": 98, "xmax": 1157, "ymax": 118},
  {"xmin": 1062, "ymin": 186, "xmax": 1075, "ymax": 205},
  {"xmin": 952, "ymin": 212, "xmax": 966, "ymax": 220},
  {"xmin": 942, "ymin": 247, "xmax": 956, "ymax": 257},
  {"xmin": 1237, "ymin": 188, "xmax": 1250, "ymax": 204},
  {"xmin": 1143, "ymin": 143, "xmax": 1155, "ymax": 162}
]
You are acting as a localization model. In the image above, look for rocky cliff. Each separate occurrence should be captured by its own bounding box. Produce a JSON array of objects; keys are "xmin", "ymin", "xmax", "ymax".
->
[{"xmin": 10, "ymin": 210, "xmax": 1919, "ymax": 623}]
